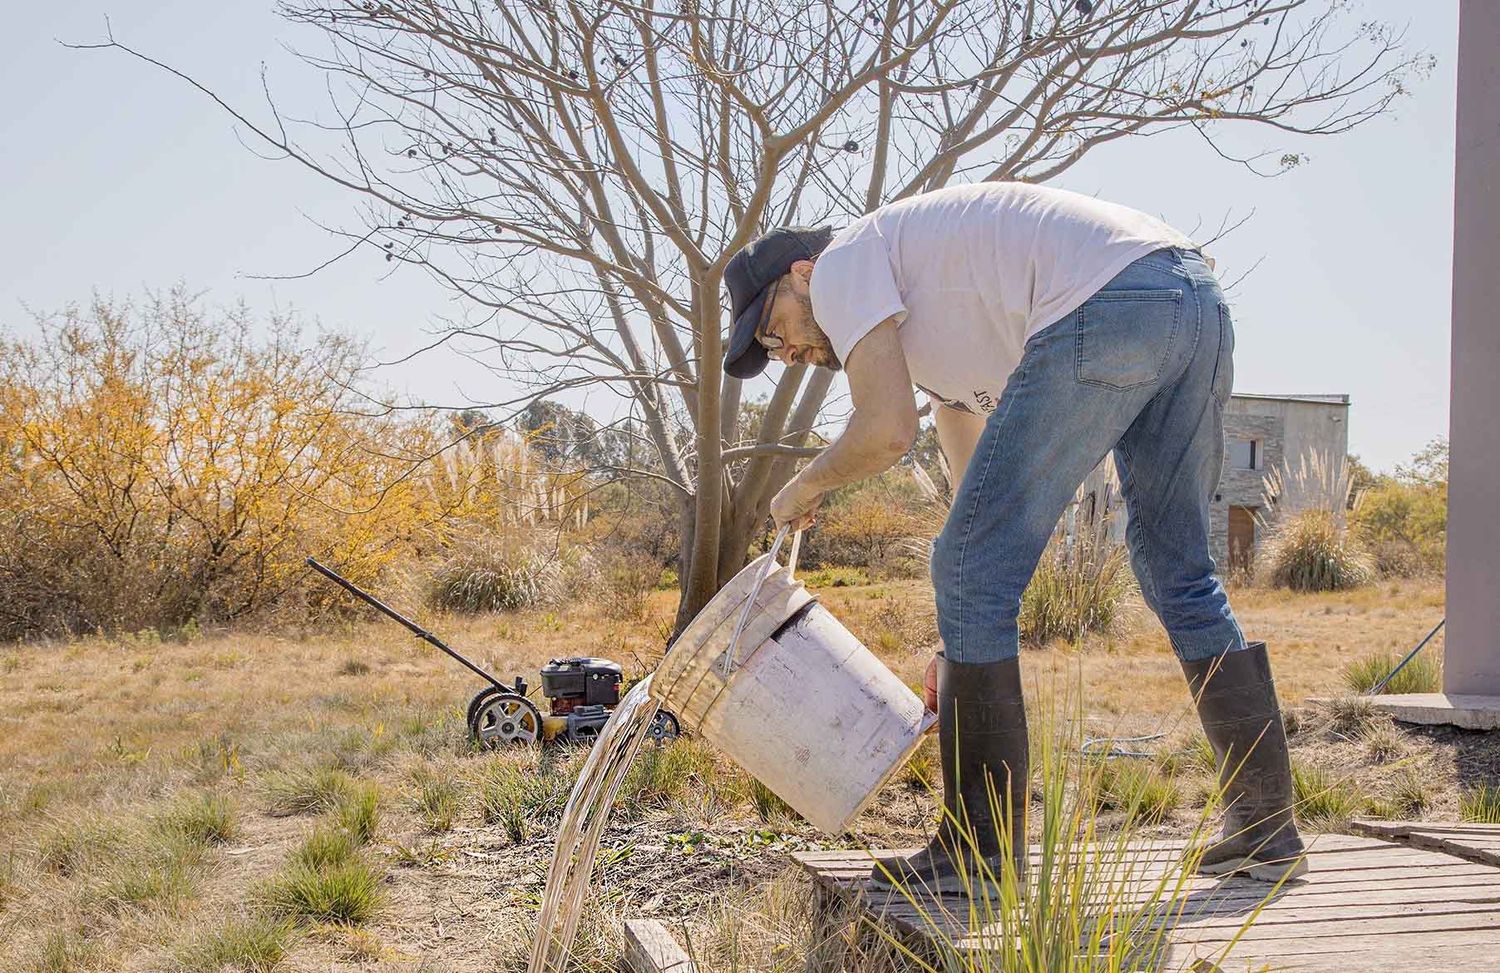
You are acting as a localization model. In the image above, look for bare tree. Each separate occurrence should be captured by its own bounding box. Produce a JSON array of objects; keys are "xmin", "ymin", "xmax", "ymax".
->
[{"xmin": 85, "ymin": 0, "xmax": 1424, "ymax": 628}]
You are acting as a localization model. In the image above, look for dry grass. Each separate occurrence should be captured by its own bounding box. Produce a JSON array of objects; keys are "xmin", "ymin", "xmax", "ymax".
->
[{"xmin": 1, "ymin": 576, "xmax": 1487, "ymax": 972}]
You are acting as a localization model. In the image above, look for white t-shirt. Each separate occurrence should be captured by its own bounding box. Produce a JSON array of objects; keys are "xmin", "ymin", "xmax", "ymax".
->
[{"xmin": 808, "ymin": 182, "xmax": 1196, "ymax": 416}]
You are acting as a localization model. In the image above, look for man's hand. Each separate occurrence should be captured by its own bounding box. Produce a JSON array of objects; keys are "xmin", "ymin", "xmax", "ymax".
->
[{"xmin": 770, "ymin": 474, "xmax": 825, "ymax": 531}]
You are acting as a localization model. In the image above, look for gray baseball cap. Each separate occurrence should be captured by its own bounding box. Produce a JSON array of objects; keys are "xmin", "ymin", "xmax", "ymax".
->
[{"xmin": 722, "ymin": 225, "xmax": 834, "ymax": 379}]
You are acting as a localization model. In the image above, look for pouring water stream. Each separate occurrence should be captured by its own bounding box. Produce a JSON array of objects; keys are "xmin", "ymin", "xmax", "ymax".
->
[{"xmin": 526, "ymin": 527, "xmax": 797, "ymax": 973}]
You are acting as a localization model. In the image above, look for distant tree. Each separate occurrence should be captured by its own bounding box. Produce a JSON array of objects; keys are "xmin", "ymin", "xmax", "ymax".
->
[
  {"xmin": 92, "ymin": 1, "xmax": 1427, "ymax": 628},
  {"xmin": 1353, "ymin": 438, "xmax": 1448, "ymax": 576},
  {"xmin": 515, "ymin": 399, "xmax": 638, "ymax": 473},
  {"xmin": 1396, "ymin": 437, "xmax": 1450, "ymax": 488},
  {"xmin": 449, "ymin": 408, "xmax": 497, "ymax": 443}
]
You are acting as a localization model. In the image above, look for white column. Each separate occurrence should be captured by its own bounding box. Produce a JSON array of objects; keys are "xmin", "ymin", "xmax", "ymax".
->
[{"xmin": 1446, "ymin": 0, "xmax": 1500, "ymax": 697}]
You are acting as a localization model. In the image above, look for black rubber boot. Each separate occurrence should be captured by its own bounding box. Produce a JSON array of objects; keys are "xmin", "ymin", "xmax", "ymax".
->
[
  {"xmin": 870, "ymin": 655, "xmax": 1029, "ymax": 897},
  {"xmin": 1182, "ymin": 642, "xmax": 1308, "ymax": 882}
]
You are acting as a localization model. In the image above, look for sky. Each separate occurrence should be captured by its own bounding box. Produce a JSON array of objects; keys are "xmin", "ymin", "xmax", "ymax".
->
[{"xmin": 2, "ymin": 1, "xmax": 1459, "ymax": 473}]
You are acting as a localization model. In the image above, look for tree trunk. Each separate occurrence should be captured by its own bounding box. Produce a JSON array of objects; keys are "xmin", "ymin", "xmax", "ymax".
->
[
  {"xmin": 673, "ymin": 491, "xmax": 701, "ymax": 634},
  {"xmin": 677, "ymin": 280, "xmax": 726, "ymax": 633}
]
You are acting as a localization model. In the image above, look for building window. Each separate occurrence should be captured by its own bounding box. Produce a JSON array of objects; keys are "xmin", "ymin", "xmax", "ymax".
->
[{"xmin": 1227, "ymin": 438, "xmax": 1260, "ymax": 471}]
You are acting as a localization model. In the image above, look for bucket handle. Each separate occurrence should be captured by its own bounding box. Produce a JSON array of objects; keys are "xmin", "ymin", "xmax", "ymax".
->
[{"xmin": 716, "ymin": 525, "xmax": 801, "ymax": 678}]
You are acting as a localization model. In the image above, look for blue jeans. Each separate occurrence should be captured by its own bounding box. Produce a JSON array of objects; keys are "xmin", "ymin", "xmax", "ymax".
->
[{"xmin": 932, "ymin": 247, "xmax": 1246, "ymax": 664}]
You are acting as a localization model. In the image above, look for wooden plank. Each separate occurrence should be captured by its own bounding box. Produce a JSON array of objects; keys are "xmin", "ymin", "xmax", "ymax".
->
[
  {"xmin": 1350, "ymin": 818, "xmax": 1418, "ymax": 839},
  {"xmin": 1352, "ymin": 820, "xmax": 1500, "ymax": 866},
  {"xmin": 1165, "ymin": 911, "xmax": 1500, "ymax": 945},
  {"xmin": 622, "ymin": 919, "xmax": 697, "ymax": 973},
  {"xmin": 795, "ymin": 834, "xmax": 1422, "ymax": 875},
  {"xmin": 946, "ymin": 909, "xmax": 1500, "ymax": 951},
  {"xmin": 1162, "ymin": 896, "xmax": 1500, "ymax": 930},
  {"xmin": 1406, "ymin": 832, "xmax": 1500, "ymax": 866},
  {"xmin": 804, "ymin": 868, "xmax": 1500, "ymax": 920},
  {"xmin": 1353, "ymin": 819, "xmax": 1500, "ymax": 838},
  {"xmin": 1081, "ymin": 878, "xmax": 1500, "ymax": 918},
  {"xmin": 1169, "ymin": 937, "xmax": 1500, "ymax": 972}
]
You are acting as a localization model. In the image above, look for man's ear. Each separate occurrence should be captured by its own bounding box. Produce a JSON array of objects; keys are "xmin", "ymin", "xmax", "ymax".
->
[{"xmin": 789, "ymin": 258, "xmax": 816, "ymax": 290}]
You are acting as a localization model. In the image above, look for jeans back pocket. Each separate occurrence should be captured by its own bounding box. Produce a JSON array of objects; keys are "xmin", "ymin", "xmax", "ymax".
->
[{"xmin": 1074, "ymin": 288, "xmax": 1183, "ymax": 391}]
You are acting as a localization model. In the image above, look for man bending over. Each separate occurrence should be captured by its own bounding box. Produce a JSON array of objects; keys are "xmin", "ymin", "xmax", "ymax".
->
[{"xmin": 721, "ymin": 181, "xmax": 1306, "ymax": 894}]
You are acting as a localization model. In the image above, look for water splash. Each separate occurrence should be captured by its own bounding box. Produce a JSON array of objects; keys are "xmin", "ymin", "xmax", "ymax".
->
[{"xmin": 527, "ymin": 675, "xmax": 661, "ymax": 973}]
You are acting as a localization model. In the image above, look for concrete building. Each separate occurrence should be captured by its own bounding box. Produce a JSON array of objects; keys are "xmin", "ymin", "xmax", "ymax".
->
[{"xmin": 1078, "ymin": 393, "xmax": 1351, "ymax": 571}]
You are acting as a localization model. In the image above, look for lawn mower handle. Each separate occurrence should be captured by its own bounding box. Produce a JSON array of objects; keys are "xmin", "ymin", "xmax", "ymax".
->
[{"xmin": 305, "ymin": 556, "xmax": 510, "ymax": 691}]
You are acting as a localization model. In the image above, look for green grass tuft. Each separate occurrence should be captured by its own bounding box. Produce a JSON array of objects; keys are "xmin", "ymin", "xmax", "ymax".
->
[
  {"xmin": 746, "ymin": 777, "xmax": 797, "ymax": 824},
  {"xmin": 1360, "ymin": 723, "xmax": 1407, "ymax": 763},
  {"xmin": 30, "ymin": 929, "xmax": 94, "ymax": 973},
  {"xmin": 333, "ymin": 782, "xmax": 381, "ymax": 845},
  {"xmin": 1324, "ymin": 695, "xmax": 1377, "ymax": 735},
  {"xmin": 263, "ymin": 765, "xmax": 356, "ymax": 817},
  {"xmin": 159, "ymin": 791, "xmax": 240, "ymax": 847},
  {"xmin": 1090, "ymin": 758, "xmax": 1181, "ymax": 825},
  {"xmin": 409, "ymin": 765, "xmax": 462, "ymax": 833},
  {"xmin": 1020, "ymin": 519, "xmax": 1134, "ymax": 646},
  {"xmin": 172, "ymin": 916, "xmax": 299, "ymax": 972},
  {"xmin": 255, "ymin": 859, "xmax": 383, "ymax": 926},
  {"xmin": 1292, "ymin": 761, "xmax": 1368, "ymax": 829},
  {"xmin": 622, "ymin": 738, "xmax": 717, "ymax": 811},
  {"xmin": 478, "ymin": 764, "xmax": 534, "ymax": 844},
  {"xmin": 37, "ymin": 818, "xmax": 120, "ymax": 876},
  {"xmin": 476, "ymin": 750, "xmax": 587, "ymax": 842},
  {"xmin": 1391, "ymin": 769, "xmax": 1431, "ymax": 816},
  {"xmin": 291, "ymin": 825, "xmax": 360, "ymax": 873},
  {"xmin": 94, "ymin": 832, "xmax": 206, "ymax": 916},
  {"xmin": 1461, "ymin": 784, "xmax": 1500, "ymax": 824},
  {"xmin": 1341, "ymin": 650, "xmax": 1443, "ymax": 695}
]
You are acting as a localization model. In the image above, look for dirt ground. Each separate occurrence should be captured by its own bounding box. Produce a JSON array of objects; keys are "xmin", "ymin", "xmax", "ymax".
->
[{"xmin": 2, "ymin": 576, "xmax": 1495, "ymax": 972}]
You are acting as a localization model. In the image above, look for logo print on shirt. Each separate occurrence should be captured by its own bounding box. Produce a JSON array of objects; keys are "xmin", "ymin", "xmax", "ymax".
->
[
  {"xmin": 915, "ymin": 383, "xmax": 978, "ymax": 416},
  {"xmin": 973, "ymin": 389, "xmax": 997, "ymax": 414}
]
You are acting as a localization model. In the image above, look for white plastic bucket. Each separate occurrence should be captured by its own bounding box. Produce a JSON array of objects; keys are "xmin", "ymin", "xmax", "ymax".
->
[{"xmin": 649, "ymin": 533, "xmax": 936, "ymax": 833}]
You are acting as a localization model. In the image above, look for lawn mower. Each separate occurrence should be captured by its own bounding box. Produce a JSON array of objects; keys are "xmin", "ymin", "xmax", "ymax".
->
[{"xmin": 305, "ymin": 558, "xmax": 681, "ymax": 749}]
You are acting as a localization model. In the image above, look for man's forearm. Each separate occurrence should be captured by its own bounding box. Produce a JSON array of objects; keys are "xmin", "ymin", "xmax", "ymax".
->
[{"xmin": 798, "ymin": 409, "xmax": 913, "ymax": 495}]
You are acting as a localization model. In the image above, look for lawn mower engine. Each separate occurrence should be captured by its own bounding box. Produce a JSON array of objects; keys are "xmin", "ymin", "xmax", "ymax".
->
[
  {"xmin": 539, "ymin": 657, "xmax": 623, "ymax": 742},
  {"xmin": 535, "ymin": 657, "xmax": 682, "ymax": 745}
]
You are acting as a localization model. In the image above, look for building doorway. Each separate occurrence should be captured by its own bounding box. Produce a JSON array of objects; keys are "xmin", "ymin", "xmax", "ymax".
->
[{"xmin": 1228, "ymin": 505, "xmax": 1258, "ymax": 574}]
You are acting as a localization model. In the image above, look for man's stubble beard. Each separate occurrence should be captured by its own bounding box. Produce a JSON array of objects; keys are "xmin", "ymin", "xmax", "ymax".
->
[{"xmin": 796, "ymin": 292, "xmax": 843, "ymax": 371}]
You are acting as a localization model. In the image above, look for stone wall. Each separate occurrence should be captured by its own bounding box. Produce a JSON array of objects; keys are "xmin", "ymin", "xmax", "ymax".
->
[
  {"xmin": 1209, "ymin": 413, "xmax": 1283, "ymax": 565},
  {"xmin": 1076, "ymin": 396, "xmax": 1348, "ymax": 569}
]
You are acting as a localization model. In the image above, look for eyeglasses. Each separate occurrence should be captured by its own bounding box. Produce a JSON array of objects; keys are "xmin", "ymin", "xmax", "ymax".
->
[{"xmin": 754, "ymin": 277, "xmax": 784, "ymax": 352}]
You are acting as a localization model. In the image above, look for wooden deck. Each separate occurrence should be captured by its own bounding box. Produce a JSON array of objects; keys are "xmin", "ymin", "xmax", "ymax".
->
[{"xmin": 792, "ymin": 825, "xmax": 1500, "ymax": 972}]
